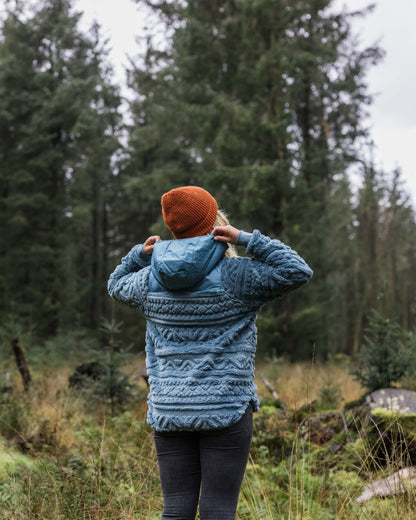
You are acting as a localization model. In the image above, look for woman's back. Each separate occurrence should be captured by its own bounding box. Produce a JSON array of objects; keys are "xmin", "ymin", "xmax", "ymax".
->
[{"xmin": 108, "ymin": 230, "xmax": 312, "ymax": 432}]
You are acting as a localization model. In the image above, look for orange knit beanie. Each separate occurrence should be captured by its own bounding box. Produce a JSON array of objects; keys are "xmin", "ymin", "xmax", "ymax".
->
[{"xmin": 161, "ymin": 186, "xmax": 218, "ymax": 239}]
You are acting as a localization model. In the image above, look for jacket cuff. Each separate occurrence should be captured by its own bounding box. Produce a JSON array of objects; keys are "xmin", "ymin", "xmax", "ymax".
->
[
  {"xmin": 236, "ymin": 230, "xmax": 252, "ymax": 247},
  {"xmin": 137, "ymin": 245, "xmax": 152, "ymax": 265}
]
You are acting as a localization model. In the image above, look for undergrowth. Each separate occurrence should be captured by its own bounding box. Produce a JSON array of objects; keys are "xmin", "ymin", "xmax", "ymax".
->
[{"xmin": 0, "ymin": 358, "xmax": 415, "ymax": 519}]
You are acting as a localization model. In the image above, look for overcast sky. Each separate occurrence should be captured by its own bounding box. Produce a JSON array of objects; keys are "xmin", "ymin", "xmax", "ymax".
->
[{"xmin": 76, "ymin": 0, "xmax": 416, "ymax": 204}]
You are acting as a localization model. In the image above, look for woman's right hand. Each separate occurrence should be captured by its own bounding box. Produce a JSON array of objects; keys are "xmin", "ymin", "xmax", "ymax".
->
[
  {"xmin": 143, "ymin": 235, "xmax": 161, "ymax": 255},
  {"xmin": 212, "ymin": 225, "xmax": 240, "ymax": 244}
]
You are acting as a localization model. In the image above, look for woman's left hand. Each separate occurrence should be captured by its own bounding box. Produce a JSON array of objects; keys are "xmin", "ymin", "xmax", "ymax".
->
[{"xmin": 143, "ymin": 235, "xmax": 161, "ymax": 255}]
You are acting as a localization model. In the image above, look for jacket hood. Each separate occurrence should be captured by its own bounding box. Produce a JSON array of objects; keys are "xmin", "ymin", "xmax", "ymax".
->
[{"xmin": 151, "ymin": 235, "xmax": 227, "ymax": 290}]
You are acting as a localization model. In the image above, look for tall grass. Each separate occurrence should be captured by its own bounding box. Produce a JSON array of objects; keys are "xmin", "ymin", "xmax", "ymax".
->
[
  {"xmin": 256, "ymin": 359, "xmax": 363, "ymax": 409},
  {"xmin": 1, "ymin": 358, "xmax": 415, "ymax": 519}
]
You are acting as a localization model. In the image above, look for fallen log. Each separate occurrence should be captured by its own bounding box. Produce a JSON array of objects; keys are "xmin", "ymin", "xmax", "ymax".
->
[
  {"xmin": 357, "ymin": 467, "xmax": 416, "ymax": 503},
  {"xmin": 259, "ymin": 372, "xmax": 287, "ymax": 411}
]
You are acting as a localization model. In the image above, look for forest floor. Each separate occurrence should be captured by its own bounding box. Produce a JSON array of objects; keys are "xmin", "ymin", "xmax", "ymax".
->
[{"xmin": 0, "ymin": 356, "xmax": 415, "ymax": 519}]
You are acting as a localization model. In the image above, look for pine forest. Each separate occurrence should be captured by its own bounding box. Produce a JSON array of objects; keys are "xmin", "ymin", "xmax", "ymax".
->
[{"xmin": 1, "ymin": 1, "xmax": 416, "ymax": 519}]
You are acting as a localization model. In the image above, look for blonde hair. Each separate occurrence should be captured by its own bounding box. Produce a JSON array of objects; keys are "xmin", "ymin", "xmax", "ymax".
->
[{"xmin": 212, "ymin": 209, "xmax": 238, "ymax": 258}]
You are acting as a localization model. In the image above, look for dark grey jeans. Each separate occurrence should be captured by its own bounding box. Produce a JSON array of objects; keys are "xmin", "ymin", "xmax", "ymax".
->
[{"xmin": 153, "ymin": 405, "xmax": 253, "ymax": 520}]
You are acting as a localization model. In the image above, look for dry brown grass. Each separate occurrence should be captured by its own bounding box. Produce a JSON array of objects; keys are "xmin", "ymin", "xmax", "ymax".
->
[{"xmin": 256, "ymin": 359, "xmax": 363, "ymax": 409}]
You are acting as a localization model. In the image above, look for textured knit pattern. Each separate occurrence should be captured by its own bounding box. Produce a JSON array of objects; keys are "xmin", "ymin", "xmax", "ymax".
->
[
  {"xmin": 108, "ymin": 230, "xmax": 313, "ymax": 431},
  {"xmin": 161, "ymin": 186, "xmax": 218, "ymax": 239}
]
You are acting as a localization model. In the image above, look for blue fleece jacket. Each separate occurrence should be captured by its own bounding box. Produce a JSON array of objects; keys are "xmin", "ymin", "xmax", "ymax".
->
[{"xmin": 108, "ymin": 230, "xmax": 312, "ymax": 431}]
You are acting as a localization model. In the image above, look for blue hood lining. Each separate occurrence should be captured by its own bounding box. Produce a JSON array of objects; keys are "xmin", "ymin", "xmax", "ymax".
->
[{"xmin": 151, "ymin": 235, "xmax": 227, "ymax": 291}]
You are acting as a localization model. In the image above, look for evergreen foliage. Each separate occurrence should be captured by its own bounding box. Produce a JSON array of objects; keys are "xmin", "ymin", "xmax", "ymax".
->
[
  {"xmin": 1, "ymin": 0, "xmax": 416, "ymax": 361},
  {"xmin": 0, "ymin": 0, "xmax": 121, "ymax": 337},
  {"xmin": 124, "ymin": 0, "xmax": 394, "ymax": 358},
  {"xmin": 351, "ymin": 310, "xmax": 413, "ymax": 392},
  {"xmin": 68, "ymin": 318, "xmax": 136, "ymax": 415}
]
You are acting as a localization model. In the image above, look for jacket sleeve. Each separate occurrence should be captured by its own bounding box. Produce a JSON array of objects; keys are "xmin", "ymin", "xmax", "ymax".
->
[
  {"xmin": 107, "ymin": 244, "xmax": 151, "ymax": 310},
  {"xmin": 222, "ymin": 230, "xmax": 313, "ymax": 305}
]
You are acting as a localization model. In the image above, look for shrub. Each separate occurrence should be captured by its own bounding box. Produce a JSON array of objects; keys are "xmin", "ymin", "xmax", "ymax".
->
[
  {"xmin": 351, "ymin": 310, "xmax": 413, "ymax": 392},
  {"xmin": 68, "ymin": 319, "xmax": 137, "ymax": 416},
  {"xmin": 317, "ymin": 378, "xmax": 343, "ymax": 410}
]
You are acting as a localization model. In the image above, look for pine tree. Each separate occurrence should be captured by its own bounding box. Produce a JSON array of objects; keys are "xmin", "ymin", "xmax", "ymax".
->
[
  {"xmin": 378, "ymin": 169, "xmax": 416, "ymax": 327},
  {"xmin": 125, "ymin": 0, "xmax": 383, "ymax": 358},
  {"xmin": 0, "ymin": 0, "xmax": 121, "ymax": 337},
  {"xmin": 351, "ymin": 310, "xmax": 410, "ymax": 392}
]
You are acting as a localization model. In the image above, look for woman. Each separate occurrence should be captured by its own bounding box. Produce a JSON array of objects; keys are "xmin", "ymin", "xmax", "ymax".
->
[{"xmin": 108, "ymin": 186, "xmax": 312, "ymax": 520}]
